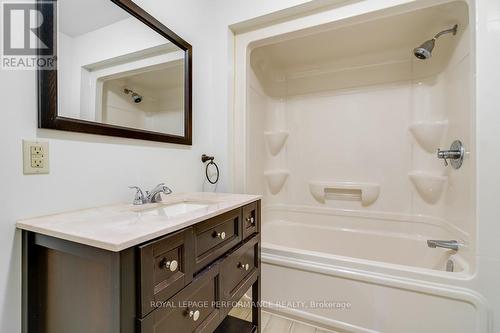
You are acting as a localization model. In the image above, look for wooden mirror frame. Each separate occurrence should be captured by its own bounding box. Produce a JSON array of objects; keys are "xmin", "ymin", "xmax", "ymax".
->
[{"xmin": 38, "ymin": 0, "xmax": 192, "ymax": 144}]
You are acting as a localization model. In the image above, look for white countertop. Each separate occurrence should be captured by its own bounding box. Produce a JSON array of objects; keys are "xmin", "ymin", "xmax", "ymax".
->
[{"xmin": 16, "ymin": 192, "xmax": 261, "ymax": 252}]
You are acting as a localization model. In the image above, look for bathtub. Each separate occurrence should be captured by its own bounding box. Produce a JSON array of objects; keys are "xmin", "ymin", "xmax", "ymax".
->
[{"xmin": 260, "ymin": 205, "xmax": 488, "ymax": 333}]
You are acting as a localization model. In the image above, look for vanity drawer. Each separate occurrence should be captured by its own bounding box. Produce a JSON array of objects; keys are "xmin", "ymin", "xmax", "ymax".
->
[
  {"xmin": 138, "ymin": 228, "xmax": 194, "ymax": 317},
  {"xmin": 138, "ymin": 264, "xmax": 221, "ymax": 333},
  {"xmin": 242, "ymin": 201, "xmax": 259, "ymax": 240},
  {"xmin": 193, "ymin": 209, "xmax": 242, "ymax": 272},
  {"xmin": 220, "ymin": 235, "xmax": 259, "ymax": 311}
]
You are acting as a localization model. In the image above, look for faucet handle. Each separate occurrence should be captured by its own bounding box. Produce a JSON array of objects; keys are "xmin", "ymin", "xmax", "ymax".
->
[
  {"xmin": 163, "ymin": 185, "xmax": 173, "ymax": 195},
  {"xmin": 129, "ymin": 186, "xmax": 145, "ymax": 205},
  {"xmin": 437, "ymin": 140, "xmax": 465, "ymax": 169},
  {"xmin": 147, "ymin": 183, "xmax": 173, "ymax": 203},
  {"xmin": 437, "ymin": 148, "xmax": 449, "ymax": 166},
  {"xmin": 152, "ymin": 183, "xmax": 173, "ymax": 195}
]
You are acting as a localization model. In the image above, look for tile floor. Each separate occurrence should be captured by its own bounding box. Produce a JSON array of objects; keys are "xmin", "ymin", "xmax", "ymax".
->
[{"xmin": 229, "ymin": 304, "xmax": 336, "ymax": 333}]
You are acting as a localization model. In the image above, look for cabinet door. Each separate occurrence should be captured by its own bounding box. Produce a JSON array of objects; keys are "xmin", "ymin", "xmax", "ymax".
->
[
  {"xmin": 138, "ymin": 228, "xmax": 194, "ymax": 317},
  {"xmin": 138, "ymin": 264, "xmax": 221, "ymax": 333},
  {"xmin": 193, "ymin": 208, "xmax": 242, "ymax": 272}
]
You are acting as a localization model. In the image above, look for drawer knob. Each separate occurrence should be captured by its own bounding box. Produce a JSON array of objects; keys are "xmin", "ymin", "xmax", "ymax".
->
[
  {"xmin": 246, "ymin": 217, "xmax": 255, "ymax": 225},
  {"xmin": 238, "ymin": 262, "xmax": 250, "ymax": 271},
  {"xmin": 161, "ymin": 259, "xmax": 178, "ymax": 272},
  {"xmin": 214, "ymin": 231, "xmax": 226, "ymax": 240},
  {"xmin": 188, "ymin": 310, "xmax": 200, "ymax": 321}
]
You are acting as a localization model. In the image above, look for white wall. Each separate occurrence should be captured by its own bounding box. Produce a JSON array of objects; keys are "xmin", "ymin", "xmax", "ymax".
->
[
  {"xmin": 474, "ymin": 0, "xmax": 500, "ymax": 328},
  {"xmin": 0, "ymin": 1, "xmax": 217, "ymax": 332},
  {"xmin": 2, "ymin": 0, "xmax": 500, "ymax": 332}
]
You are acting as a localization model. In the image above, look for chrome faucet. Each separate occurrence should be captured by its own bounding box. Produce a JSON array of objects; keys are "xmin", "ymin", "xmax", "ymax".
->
[
  {"xmin": 427, "ymin": 240, "xmax": 460, "ymax": 251},
  {"xmin": 129, "ymin": 183, "xmax": 172, "ymax": 205}
]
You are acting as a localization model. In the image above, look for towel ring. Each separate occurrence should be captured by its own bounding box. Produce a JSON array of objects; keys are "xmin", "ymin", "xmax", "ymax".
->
[{"xmin": 202, "ymin": 154, "xmax": 219, "ymax": 185}]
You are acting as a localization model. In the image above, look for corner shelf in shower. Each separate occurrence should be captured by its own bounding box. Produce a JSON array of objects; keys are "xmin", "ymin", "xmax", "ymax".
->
[
  {"xmin": 409, "ymin": 120, "xmax": 448, "ymax": 153},
  {"xmin": 264, "ymin": 170, "xmax": 289, "ymax": 194},
  {"xmin": 309, "ymin": 181, "xmax": 380, "ymax": 206},
  {"xmin": 408, "ymin": 171, "xmax": 447, "ymax": 204},
  {"xmin": 264, "ymin": 131, "xmax": 289, "ymax": 156}
]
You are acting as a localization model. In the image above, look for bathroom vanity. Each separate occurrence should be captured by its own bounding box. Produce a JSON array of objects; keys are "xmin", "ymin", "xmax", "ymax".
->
[{"xmin": 17, "ymin": 193, "xmax": 261, "ymax": 333}]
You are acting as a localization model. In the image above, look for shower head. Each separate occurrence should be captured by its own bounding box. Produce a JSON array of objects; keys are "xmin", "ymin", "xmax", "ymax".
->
[
  {"xmin": 131, "ymin": 93, "xmax": 142, "ymax": 103},
  {"xmin": 413, "ymin": 24, "xmax": 458, "ymax": 60},
  {"xmin": 414, "ymin": 39, "xmax": 436, "ymax": 60},
  {"xmin": 124, "ymin": 88, "xmax": 143, "ymax": 103}
]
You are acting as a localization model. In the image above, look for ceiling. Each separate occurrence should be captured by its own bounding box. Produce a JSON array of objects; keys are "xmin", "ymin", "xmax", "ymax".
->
[
  {"xmin": 251, "ymin": 1, "xmax": 469, "ymax": 73},
  {"xmin": 110, "ymin": 60, "xmax": 185, "ymax": 93},
  {"xmin": 59, "ymin": 0, "xmax": 130, "ymax": 37},
  {"xmin": 128, "ymin": 63, "xmax": 184, "ymax": 91}
]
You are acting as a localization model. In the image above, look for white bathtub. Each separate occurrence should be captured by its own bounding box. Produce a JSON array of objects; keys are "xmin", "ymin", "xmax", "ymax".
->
[
  {"xmin": 260, "ymin": 205, "xmax": 488, "ymax": 333},
  {"xmin": 263, "ymin": 219, "xmax": 467, "ymax": 274}
]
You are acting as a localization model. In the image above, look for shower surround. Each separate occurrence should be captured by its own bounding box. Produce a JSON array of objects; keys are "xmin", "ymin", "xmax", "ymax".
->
[{"xmin": 232, "ymin": 1, "xmax": 483, "ymax": 332}]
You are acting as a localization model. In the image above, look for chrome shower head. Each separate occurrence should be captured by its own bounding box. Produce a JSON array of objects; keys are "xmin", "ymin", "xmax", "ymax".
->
[
  {"xmin": 413, "ymin": 24, "xmax": 458, "ymax": 60},
  {"xmin": 414, "ymin": 39, "xmax": 436, "ymax": 60},
  {"xmin": 124, "ymin": 88, "xmax": 143, "ymax": 103}
]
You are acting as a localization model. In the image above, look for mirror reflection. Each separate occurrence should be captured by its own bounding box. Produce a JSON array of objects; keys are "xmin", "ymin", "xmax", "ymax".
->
[{"xmin": 57, "ymin": 0, "xmax": 185, "ymax": 136}]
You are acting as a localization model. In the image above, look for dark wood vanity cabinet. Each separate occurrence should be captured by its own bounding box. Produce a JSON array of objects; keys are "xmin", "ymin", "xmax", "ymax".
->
[{"xmin": 23, "ymin": 201, "xmax": 261, "ymax": 333}]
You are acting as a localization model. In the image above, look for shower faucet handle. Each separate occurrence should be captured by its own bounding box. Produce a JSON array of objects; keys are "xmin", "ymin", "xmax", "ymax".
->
[
  {"xmin": 437, "ymin": 148, "xmax": 449, "ymax": 166},
  {"xmin": 437, "ymin": 140, "xmax": 465, "ymax": 169}
]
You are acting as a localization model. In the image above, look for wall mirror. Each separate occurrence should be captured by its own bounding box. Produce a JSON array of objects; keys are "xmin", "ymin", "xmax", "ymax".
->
[{"xmin": 39, "ymin": 0, "xmax": 192, "ymax": 144}]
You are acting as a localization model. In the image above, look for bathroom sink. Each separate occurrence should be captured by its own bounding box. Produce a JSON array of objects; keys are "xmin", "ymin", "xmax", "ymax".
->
[{"xmin": 140, "ymin": 202, "xmax": 209, "ymax": 218}]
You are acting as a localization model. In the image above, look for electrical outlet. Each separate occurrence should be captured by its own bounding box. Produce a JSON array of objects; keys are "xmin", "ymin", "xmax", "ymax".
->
[
  {"xmin": 23, "ymin": 140, "xmax": 49, "ymax": 174},
  {"xmin": 31, "ymin": 146, "xmax": 44, "ymax": 157},
  {"xmin": 31, "ymin": 158, "xmax": 44, "ymax": 168}
]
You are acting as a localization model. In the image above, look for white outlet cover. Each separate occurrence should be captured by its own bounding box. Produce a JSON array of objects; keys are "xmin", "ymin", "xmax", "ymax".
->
[{"xmin": 23, "ymin": 140, "xmax": 50, "ymax": 175}]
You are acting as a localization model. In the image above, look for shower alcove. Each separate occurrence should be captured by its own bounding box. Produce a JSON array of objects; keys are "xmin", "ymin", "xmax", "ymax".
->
[{"xmin": 233, "ymin": 1, "xmax": 483, "ymax": 332}]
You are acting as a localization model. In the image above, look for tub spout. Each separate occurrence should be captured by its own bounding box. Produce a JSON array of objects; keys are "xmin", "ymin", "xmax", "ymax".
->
[{"xmin": 427, "ymin": 240, "xmax": 460, "ymax": 251}]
